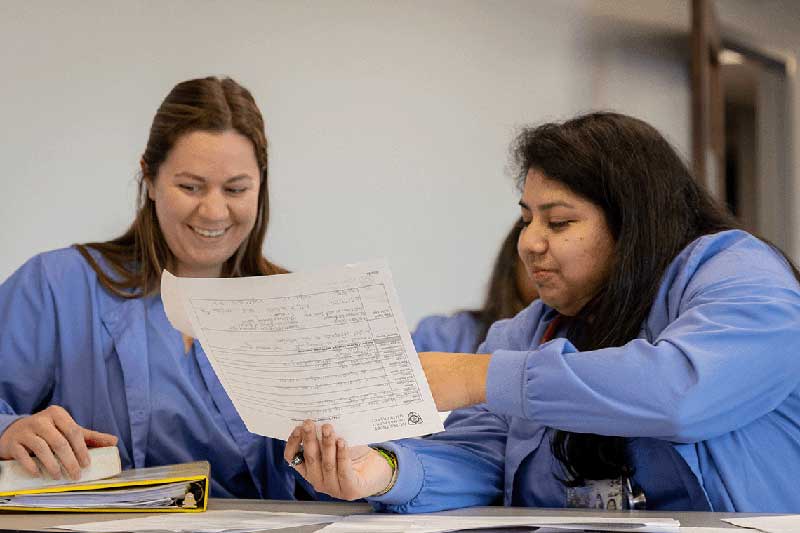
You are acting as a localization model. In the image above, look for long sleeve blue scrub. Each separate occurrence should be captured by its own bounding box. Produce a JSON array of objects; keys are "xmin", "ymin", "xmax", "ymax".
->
[
  {"xmin": 371, "ymin": 230, "xmax": 800, "ymax": 513},
  {"xmin": 0, "ymin": 248, "xmax": 300, "ymax": 499}
]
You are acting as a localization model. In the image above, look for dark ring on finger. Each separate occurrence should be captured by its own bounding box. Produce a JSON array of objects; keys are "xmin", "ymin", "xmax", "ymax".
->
[
  {"xmin": 289, "ymin": 443, "xmax": 305, "ymax": 467},
  {"xmin": 290, "ymin": 451, "xmax": 304, "ymax": 466}
]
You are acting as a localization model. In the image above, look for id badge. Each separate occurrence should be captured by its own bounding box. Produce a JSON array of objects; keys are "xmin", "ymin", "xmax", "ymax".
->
[{"xmin": 565, "ymin": 477, "xmax": 645, "ymax": 510}]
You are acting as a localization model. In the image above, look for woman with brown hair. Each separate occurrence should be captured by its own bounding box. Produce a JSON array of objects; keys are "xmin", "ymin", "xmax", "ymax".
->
[{"xmin": 0, "ymin": 76, "xmax": 300, "ymax": 499}]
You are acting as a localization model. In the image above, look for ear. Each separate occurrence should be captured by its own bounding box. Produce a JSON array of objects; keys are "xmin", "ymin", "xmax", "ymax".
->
[{"xmin": 141, "ymin": 159, "xmax": 156, "ymax": 202}]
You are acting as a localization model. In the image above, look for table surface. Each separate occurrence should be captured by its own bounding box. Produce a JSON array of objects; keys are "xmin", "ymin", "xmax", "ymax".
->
[{"xmin": 0, "ymin": 498, "xmax": 783, "ymax": 531}]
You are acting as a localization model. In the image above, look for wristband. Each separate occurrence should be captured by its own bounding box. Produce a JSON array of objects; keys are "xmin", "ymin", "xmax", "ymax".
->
[{"xmin": 369, "ymin": 447, "xmax": 398, "ymax": 497}]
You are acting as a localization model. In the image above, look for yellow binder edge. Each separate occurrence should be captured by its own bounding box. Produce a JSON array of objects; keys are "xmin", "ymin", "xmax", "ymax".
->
[{"xmin": 0, "ymin": 463, "xmax": 210, "ymax": 512}]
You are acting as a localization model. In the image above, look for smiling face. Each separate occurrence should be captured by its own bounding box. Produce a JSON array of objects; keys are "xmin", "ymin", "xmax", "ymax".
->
[
  {"xmin": 517, "ymin": 168, "xmax": 615, "ymax": 316},
  {"xmin": 147, "ymin": 130, "xmax": 261, "ymax": 278}
]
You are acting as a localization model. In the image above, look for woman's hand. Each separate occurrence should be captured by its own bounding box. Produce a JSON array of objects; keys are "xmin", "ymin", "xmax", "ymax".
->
[
  {"xmin": 419, "ymin": 352, "xmax": 492, "ymax": 411},
  {"xmin": 0, "ymin": 405, "xmax": 118, "ymax": 480},
  {"xmin": 284, "ymin": 420, "xmax": 392, "ymax": 500}
]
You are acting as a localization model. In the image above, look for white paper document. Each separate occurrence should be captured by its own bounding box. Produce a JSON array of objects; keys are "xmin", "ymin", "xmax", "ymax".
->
[
  {"xmin": 161, "ymin": 261, "xmax": 444, "ymax": 445},
  {"xmin": 60, "ymin": 511, "xmax": 686, "ymax": 533},
  {"xmin": 315, "ymin": 513, "xmax": 681, "ymax": 533},
  {"xmin": 676, "ymin": 529, "xmax": 746, "ymax": 533},
  {"xmin": 57, "ymin": 509, "xmax": 342, "ymax": 532},
  {"xmin": 722, "ymin": 514, "xmax": 800, "ymax": 533}
]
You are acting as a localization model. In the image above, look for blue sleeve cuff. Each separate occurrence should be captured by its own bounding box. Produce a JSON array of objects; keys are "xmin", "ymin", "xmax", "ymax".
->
[
  {"xmin": 0, "ymin": 413, "xmax": 24, "ymax": 438},
  {"xmin": 367, "ymin": 441, "xmax": 425, "ymax": 506},
  {"xmin": 486, "ymin": 349, "xmax": 529, "ymax": 419}
]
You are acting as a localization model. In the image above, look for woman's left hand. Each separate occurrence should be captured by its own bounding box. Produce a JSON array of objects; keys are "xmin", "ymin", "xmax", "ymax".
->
[{"xmin": 418, "ymin": 352, "xmax": 492, "ymax": 411}]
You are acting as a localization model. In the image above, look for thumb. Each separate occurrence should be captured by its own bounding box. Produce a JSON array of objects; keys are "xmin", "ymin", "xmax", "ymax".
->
[{"xmin": 83, "ymin": 428, "xmax": 118, "ymax": 448}]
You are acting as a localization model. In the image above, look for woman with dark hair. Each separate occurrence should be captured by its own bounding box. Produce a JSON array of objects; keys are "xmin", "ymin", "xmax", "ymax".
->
[
  {"xmin": 412, "ymin": 218, "xmax": 537, "ymax": 354},
  {"xmin": 0, "ymin": 76, "xmax": 300, "ymax": 499},
  {"xmin": 285, "ymin": 112, "xmax": 800, "ymax": 513}
]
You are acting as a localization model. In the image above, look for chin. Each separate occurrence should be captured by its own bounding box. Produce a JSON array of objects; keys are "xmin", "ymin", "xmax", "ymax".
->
[{"xmin": 180, "ymin": 256, "xmax": 230, "ymax": 277}]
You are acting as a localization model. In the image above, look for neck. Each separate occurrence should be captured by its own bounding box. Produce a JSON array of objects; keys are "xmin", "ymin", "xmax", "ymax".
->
[{"xmin": 176, "ymin": 265, "xmax": 222, "ymax": 278}]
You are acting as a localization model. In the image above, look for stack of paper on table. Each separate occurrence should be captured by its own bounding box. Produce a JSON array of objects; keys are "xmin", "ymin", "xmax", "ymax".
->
[
  {"xmin": 314, "ymin": 514, "xmax": 682, "ymax": 533},
  {"xmin": 57, "ymin": 510, "xmax": 344, "ymax": 532},
  {"xmin": 55, "ymin": 510, "xmax": 682, "ymax": 533},
  {"xmin": 722, "ymin": 514, "xmax": 800, "ymax": 533}
]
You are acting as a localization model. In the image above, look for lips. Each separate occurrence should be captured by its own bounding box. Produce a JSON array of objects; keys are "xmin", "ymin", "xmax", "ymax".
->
[
  {"xmin": 189, "ymin": 225, "xmax": 230, "ymax": 238},
  {"xmin": 530, "ymin": 268, "xmax": 556, "ymax": 282}
]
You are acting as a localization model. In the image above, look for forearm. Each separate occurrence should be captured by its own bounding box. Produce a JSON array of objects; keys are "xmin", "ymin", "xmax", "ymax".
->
[
  {"xmin": 370, "ymin": 409, "xmax": 508, "ymax": 513},
  {"xmin": 488, "ymin": 331, "xmax": 800, "ymax": 442},
  {"xmin": 419, "ymin": 352, "xmax": 491, "ymax": 411},
  {"xmin": 369, "ymin": 439, "xmax": 504, "ymax": 513}
]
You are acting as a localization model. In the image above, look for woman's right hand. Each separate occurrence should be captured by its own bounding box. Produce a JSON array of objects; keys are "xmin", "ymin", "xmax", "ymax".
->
[
  {"xmin": 0, "ymin": 405, "xmax": 118, "ymax": 480},
  {"xmin": 284, "ymin": 420, "xmax": 393, "ymax": 500}
]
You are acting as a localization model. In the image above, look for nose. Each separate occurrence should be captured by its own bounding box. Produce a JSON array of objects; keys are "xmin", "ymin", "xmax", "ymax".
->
[
  {"xmin": 198, "ymin": 188, "xmax": 230, "ymax": 222},
  {"xmin": 518, "ymin": 223, "xmax": 548, "ymax": 257}
]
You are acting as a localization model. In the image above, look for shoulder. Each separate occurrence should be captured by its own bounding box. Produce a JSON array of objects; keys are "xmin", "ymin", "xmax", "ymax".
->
[
  {"xmin": 6, "ymin": 247, "xmax": 89, "ymax": 283},
  {"xmin": 0, "ymin": 248, "xmax": 111, "ymax": 329},
  {"xmin": 415, "ymin": 312, "xmax": 480, "ymax": 335},
  {"xmin": 481, "ymin": 300, "xmax": 549, "ymax": 352},
  {"xmin": 38, "ymin": 246, "xmax": 98, "ymax": 276},
  {"xmin": 681, "ymin": 229, "xmax": 784, "ymax": 266},
  {"xmin": 7, "ymin": 247, "xmax": 114, "ymax": 301},
  {"xmin": 412, "ymin": 311, "xmax": 482, "ymax": 353},
  {"xmin": 650, "ymin": 230, "xmax": 800, "ymax": 323},
  {"xmin": 37, "ymin": 247, "xmax": 106, "ymax": 287},
  {"xmin": 672, "ymin": 230, "xmax": 797, "ymax": 292}
]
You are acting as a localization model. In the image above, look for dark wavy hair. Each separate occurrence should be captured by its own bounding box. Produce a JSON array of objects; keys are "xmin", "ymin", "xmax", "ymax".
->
[
  {"xmin": 511, "ymin": 111, "xmax": 799, "ymax": 485},
  {"xmin": 75, "ymin": 76, "xmax": 285, "ymax": 297},
  {"xmin": 467, "ymin": 218, "xmax": 532, "ymax": 350}
]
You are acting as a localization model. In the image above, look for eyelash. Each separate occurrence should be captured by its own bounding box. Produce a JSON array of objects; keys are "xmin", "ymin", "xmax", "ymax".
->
[
  {"xmin": 548, "ymin": 221, "xmax": 571, "ymax": 230},
  {"xmin": 520, "ymin": 218, "xmax": 572, "ymax": 229},
  {"xmin": 178, "ymin": 185, "xmax": 248, "ymax": 194}
]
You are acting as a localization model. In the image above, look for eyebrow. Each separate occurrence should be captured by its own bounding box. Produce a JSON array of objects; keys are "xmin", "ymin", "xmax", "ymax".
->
[
  {"xmin": 174, "ymin": 172, "xmax": 253, "ymax": 182},
  {"xmin": 518, "ymin": 200, "xmax": 576, "ymax": 211}
]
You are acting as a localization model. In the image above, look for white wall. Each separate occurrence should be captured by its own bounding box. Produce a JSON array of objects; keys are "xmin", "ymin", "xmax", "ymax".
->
[{"xmin": 0, "ymin": 0, "xmax": 693, "ymax": 326}]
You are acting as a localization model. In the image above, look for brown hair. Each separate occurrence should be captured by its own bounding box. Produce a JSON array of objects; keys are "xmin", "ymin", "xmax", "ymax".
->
[{"xmin": 75, "ymin": 76, "xmax": 285, "ymax": 298}]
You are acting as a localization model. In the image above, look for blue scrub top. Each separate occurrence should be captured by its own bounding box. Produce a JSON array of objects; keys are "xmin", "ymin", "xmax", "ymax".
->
[
  {"xmin": 412, "ymin": 312, "xmax": 483, "ymax": 354},
  {"xmin": 371, "ymin": 230, "xmax": 800, "ymax": 513},
  {"xmin": 0, "ymin": 248, "xmax": 300, "ymax": 499}
]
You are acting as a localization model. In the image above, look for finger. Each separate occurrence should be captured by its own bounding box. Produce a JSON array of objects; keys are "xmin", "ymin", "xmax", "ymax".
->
[
  {"xmin": 50, "ymin": 410, "xmax": 90, "ymax": 471},
  {"xmin": 284, "ymin": 427, "xmax": 307, "ymax": 478},
  {"xmin": 39, "ymin": 428, "xmax": 83, "ymax": 480},
  {"xmin": 319, "ymin": 424, "xmax": 340, "ymax": 494},
  {"xmin": 9, "ymin": 442, "xmax": 40, "ymax": 477},
  {"xmin": 20, "ymin": 434, "xmax": 62, "ymax": 479},
  {"xmin": 36, "ymin": 419, "xmax": 88, "ymax": 479},
  {"xmin": 83, "ymin": 429, "xmax": 118, "ymax": 448},
  {"xmin": 300, "ymin": 420, "xmax": 323, "ymax": 487},
  {"xmin": 283, "ymin": 426, "xmax": 301, "ymax": 462},
  {"xmin": 335, "ymin": 439, "xmax": 361, "ymax": 499}
]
